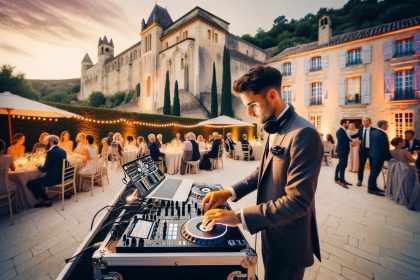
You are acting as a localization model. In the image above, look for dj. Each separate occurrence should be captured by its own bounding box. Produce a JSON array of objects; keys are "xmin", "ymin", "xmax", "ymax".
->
[{"xmin": 201, "ymin": 65, "xmax": 323, "ymax": 280}]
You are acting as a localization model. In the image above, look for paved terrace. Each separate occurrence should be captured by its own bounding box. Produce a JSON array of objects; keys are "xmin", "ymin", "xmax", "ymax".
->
[{"xmin": 0, "ymin": 158, "xmax": 419, "ymax": 280}]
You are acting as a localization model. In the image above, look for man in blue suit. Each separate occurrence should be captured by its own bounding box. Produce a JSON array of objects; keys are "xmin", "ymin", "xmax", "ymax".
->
[
  {"xmin": 368, "ymin": 120, "xmax": 392, "ymax": 196},
  {"xmin": 335, "ymin": 119, "xmax": 353, "ymax": 188},
  {"xmin": 27, "ymin": 135, "xmax": 67, "ymax": 207},
  {"xmin": 404, "ymin": 130, "xmax": 420, "ymax": 171}
]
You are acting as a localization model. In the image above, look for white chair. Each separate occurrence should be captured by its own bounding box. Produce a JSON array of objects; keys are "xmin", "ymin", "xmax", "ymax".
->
[
  {"xmin": 210, "ymin": 144, "xmax": 224, "ymax": 171},
  {"xmin": 0, "ymin": 156, "xmax": 17, "ymax": 224},
  {"xmin": 186, "ymin": 160, "xmax": 200, "ymax": 174},
  {"xmin": 79, "ymin": 156, "xmax": 103, "ymax": 196},
  {"xmin": 241, "ymin": 144, "xmax": 251, "ymax": 161},
  {"xmin": 46, "ymin": 159, "xmax": 77, "ymax": 211},
  {"xmin": 111, "ymin": 142, "xmax": 122, "ymax": 169},
  {"xmin": 100, "ymin": 152, "xmax": 110, "ymax": 185}
]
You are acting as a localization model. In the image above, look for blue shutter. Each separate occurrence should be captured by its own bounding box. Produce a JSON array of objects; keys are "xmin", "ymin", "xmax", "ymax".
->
[
  {"xmin": 384, "ymin": 71, "xmax": 394, "ymax": 101},
  {"xmin": 362, "ymin": 45, "xmax": 371, "ymax": 64},
  {"xmin": 384, "ymin": 40, "xmax": 394, "ymax": 60},
  {"xmin": 361, "ymin": 74, "xmax": 371, "ymax": 104},
  {"xmin": 304, "ymin": 58, "xmax": 310, "ymax": 73},
  {"xmin": 415, "ymin": 66, "xmax": 420, "ymax": 99},
  {"xmin": 322, "ymin": 55, "xmax": 329, "ymax": 69},
  {"xmin": 339, "ymin": 50, "xmax": 346, "ymax": 68},
  {"xmin": 415, "ymin": 34, "xmax": 420, "ymax": 54},
  {"xmin": 338, "ymin": 77, "xmax": 345, "ymax": 105},
  {"xmin": 304, "ymin": 81, "xmax": 310, "ymax": 106}
]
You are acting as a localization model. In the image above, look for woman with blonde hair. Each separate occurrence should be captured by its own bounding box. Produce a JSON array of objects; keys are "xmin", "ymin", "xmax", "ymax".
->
[
  {"xmin": 347, "ymin": 123, "xmax": 359, "ymax": 172},
  {"xmin": 73, "ymin": 132, "xmax": 88, "ymax": 158},
  {"xmin": 7, "ymin": 133, "xmax": 26, "ymax": 160},
  {"xmin": 196, "ymin": 135, "xmax": 206, "ymax": 150},
  {"xmin": 137, "ymin": 136, "xmax": 148, "ymax": 157},
  {"xmin": 32, "ymin": 132, "xmax": 49, "ymax": 153},
  {"xmin": 58, "ymin": 131, "xmax": 73, "ymax": 154}
]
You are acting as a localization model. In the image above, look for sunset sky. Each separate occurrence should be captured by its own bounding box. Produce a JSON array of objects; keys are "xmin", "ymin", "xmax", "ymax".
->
[{"xmin": 0, "ymin": 0, "xmax": 347, "ymax": 79}]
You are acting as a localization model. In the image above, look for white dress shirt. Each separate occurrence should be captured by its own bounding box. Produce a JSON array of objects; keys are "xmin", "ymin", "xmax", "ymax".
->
[{"xmin": 362, "ymin": 127, "xmax": 371, "ymax": 148}]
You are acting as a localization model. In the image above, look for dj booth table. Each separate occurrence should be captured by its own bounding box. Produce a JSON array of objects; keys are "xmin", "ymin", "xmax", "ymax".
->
[{"xmin": 57, "ymin": 182, "xmax": 257, "ymax": 280}]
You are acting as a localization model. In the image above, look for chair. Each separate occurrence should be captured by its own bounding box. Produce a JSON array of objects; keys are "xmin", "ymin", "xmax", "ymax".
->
[
  {"xmin": 210, "ymin": 144, "xmax": 224, "ymax": 171},
  {"xmin": 111, "ymin": 143, "xmax": 122, "ymax": 169},
  {"xmin": 100, "ymin": 152, "xmax": 110, "ymax": 185},
  {"xmin": 46, "ymin": 159, "xmax": 77, "ymax": 211},
  {"xmin": 156, "ymin": 159, "xmax": 165, "ymax": 173},
  {"xmin": 79, "ymin": 156, "xmax": 103, "ymax": 196},
  {"xmin": 241, "ymin": 144, "xmax": 251, "ymax": 161},
  {"xmin": 186, "ymin": 160, "xmax": 200, "ymax": 174},
  {"xmin": 382, "ymin": 161, "xmax": 389, "ymax": 189},
  {"xmin": 0, "ymin": 156, "xmax": 17, "ymax": 224}
]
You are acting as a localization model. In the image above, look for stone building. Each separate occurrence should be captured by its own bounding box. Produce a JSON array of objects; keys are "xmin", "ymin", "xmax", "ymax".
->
[
  {"xmin": 267, "ymin": 15, "xmax": 420, "ymax": 140},
  {"xmin": 80, "ymin": 5, "xmax": 266, "ymax": 118}
]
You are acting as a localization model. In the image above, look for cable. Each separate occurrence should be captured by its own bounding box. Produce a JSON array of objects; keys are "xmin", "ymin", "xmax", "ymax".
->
[
  {"xmin": 64, "ymin": 242, "xmax": 102, "ymax": 263},
  {"xmin": 90, "ymin": 204, "xmax": 125, "ymax": 230}
]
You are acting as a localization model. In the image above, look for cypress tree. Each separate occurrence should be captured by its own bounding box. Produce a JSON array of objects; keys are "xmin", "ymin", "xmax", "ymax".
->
[
  {"xmin": 172, "ymin": 80, "xmax": 180, "ymax": 116},
  {"xmin": 163, "ymin": 70, "xmax": 171, "ymax": 115},
  {"xmin": 221, "ymin": 46, "xmax": 233, "ymax": 116},
  {"xmin": 210, "ymin": 62, "xmax": 218, "ymax": 118}
]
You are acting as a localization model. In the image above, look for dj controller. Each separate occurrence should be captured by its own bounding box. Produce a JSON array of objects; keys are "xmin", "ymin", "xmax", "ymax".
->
[{"xmin": 88, "ymin": 183, "xmax": 257, "ymax": 280}]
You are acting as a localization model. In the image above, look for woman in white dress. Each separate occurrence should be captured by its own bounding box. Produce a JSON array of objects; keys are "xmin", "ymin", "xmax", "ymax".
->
[
  {"xmin": 58, "ymin": 131, "xmax": 73, "ymax": 154},
  {"xmin": 347, "ymin": 123, "xmax": 359, "ymax": 172},
  {"xmin": 79, "ymin": 135, "xmax": 98, "ymax": 175},
  {"xmin": 197, "ymin": 135, "xmax": 206, "ymax": 150},
  {"xmin": 137, "ymin": 136, "xmax": 148, "ymax": 157}
]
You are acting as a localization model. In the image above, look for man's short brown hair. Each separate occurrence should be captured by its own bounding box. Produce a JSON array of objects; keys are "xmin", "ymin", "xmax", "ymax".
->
[{"xmin": 233, "ymin": 65, "xmax": 282, "ymax": 95}]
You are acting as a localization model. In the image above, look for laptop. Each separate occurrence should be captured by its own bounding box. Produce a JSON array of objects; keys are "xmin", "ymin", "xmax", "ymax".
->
[{"xmin": 122, "ymin": 155, "xmax": 193, "ymax": 202}]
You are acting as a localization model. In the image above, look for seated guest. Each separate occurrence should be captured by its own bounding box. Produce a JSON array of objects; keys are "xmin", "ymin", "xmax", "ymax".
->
[
  {"xmin": 156, "ymin": 134, "xmax": 164, "ymax": 148},
  {"xmin": 124, "ymin": 135, "xmax": 137, "ymax": 150},
  {"xmin": 241, "ymin": 134, "xmax": 253, "ymax": 158},
  {"xmin": 73, "ymin": 133, "xmax": 88, "ymax": 154},
  {"xmin": 180, "ymin": 132, "xmax": 201, "ymax": 175},
  {"xmin": 101, "ymin": 137, "xmax": 112, "ymax": 160},
  {"xmin": 32, "ymin": 132, "xmax": 49, "ymax": 153},
  {"xmin": 225, "ymin": 132, "xmax": 236, "ymax": 158},
  {"xmin": 386, "ymin": 137, "xmax": 420, "ymax": 211},
  {"xmin": 112, "ymin": 133, "xmax": 124, "ymax": 157},
  {"xmin": 137, "ymin": 136, "xmax": 148, "ymax": 157},
  {"xmin": 79, "ymin": 135, "xmax": 98, "ymax": 175},
  {"xmin": 200, "ymin": 132, "xmax": 222, "ymax": 170},
  {"xmin": 172, "ymin": 132, "xmax": 182, "ymax": 144},
  {"xmin": 207, "ymin": 134, "xmax": 214, "ymax": 144},
  {"xmin": 0, "ymin": 139, "xmax": 16, "ymax": 172},
  {"xmin": 107, "ymin": 132, "xmax": 114, "ymax": 145},
  {"xmin": 148, "ymin": 134, "xmax": 165, "ymax": 162},
  {"xmin": 27, "ymin": 135, "xmax": 67, "ymax": 208},
  {"xmin": 58, "ymin": 131, "xmax": 73, "ymax": 154},
  {"xmin": 197, "ymin": 135, "xmax": 206, "ymax": 150},
  {"xmin": 7, "ymin": 133, "xmax": 26, "ymax": 160}
]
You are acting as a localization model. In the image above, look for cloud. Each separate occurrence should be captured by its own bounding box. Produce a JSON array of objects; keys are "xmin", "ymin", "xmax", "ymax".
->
[
  {"xmin": 0, "ymin": 0, "xmax": 123, "ymax": 41},
  {"xmin": 0, "ymin": 42, "xmax": 34, "ymax": 57}
]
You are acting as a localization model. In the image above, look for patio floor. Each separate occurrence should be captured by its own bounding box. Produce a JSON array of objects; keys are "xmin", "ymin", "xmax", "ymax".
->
[{"xmin": 0, "ymin": 158, "xmax": 419, "ymax": 280}]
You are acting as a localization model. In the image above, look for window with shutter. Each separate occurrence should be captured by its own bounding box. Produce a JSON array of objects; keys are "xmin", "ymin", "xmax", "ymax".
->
[
  {"xmin": 346, "ymin": 76, "xmax": 361, "ymax": 104},
  {"xmin": 310, "ymin": 56, "xmax": 322, "ymax": 72},
  {"xmin": 310, "ymin": 82, "xmax": 322, "ymax": 105},
  {"xmin": 282, "ymin": 86, "xmax": 292, "ymax": 104},
  {"xmin": 347, "ymin": 48, "xmax": 362, "ymax": 66},
  {"xmin": 394, "ymin": 69, "xmax": 414, "ymax": 100},
  {"xmin": 394, "ymin": 38, "xmax": 414, "ymax": 57}
]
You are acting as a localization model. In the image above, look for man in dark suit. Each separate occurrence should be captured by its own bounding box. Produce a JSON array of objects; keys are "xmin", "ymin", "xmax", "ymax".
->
[
  {"xmin": 27, "ymin": 135, "xmax": 67, "ymax": 208},
  {"xmin": 335, "ymin": 119, "xmax": 353, "ymax": 188},
  {"xmin": 224, "ymin": 132, "xmax": 236, "ymax": 157},
  {"xmin": 201, "ymin": 66, "xmax": 323, "ymax": 280},
  {"xmin": 350, "ymin": 117, "xmax": 377, "ymax": 186},
  {"xmin": 147, "ymin": 134, "xmax": 165, "ymax": 162},
  {"xmin": 199, "ymin": 132, "xmax": 222, "ymax": 170},
  {"xmin": 156, "ymin": 134, "xmax": 163, "ymax": 148},
  {"xmin": 404, "ymin": 130, "xmax": 420, "ymax": 170},
  {"xmin": 368, "ymin": 120, "xmax": 392, "ymax": 196}
]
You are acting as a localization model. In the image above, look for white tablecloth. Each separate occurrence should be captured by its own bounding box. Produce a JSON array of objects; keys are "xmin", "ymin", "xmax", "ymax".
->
[
  {"xmin": 9, "ymin": 169, "xmax": 41, "ymax": 209},
  {"xmin": 234, "ymin": 142, "xmax": 264, "ymax": 161},
  {"xmin": 122, "ymin": 150, "xmax": 139, "ymax": 165}
]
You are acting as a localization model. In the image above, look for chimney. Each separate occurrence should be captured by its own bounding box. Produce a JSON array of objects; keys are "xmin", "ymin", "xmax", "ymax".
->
[{"xmin": 318, "ymin": 16, "xmax": 332, "ymax": 45}]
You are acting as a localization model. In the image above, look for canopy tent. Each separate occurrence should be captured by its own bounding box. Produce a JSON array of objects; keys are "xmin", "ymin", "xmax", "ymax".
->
[
  {"xmin": 0, "ymin": 91, "xmax": 80, "ymax": 144},
  {"xmin": 198, "ymin": 115, "xmax": 254, "ymax": 140}
]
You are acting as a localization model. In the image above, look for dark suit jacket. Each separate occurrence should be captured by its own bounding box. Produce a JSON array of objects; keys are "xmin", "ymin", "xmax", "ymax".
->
[
  {"xmin": 148, "ymin": 142, "xmax": 164, "ymax": 161},
  {"xmin": 336, "ymin": 127, "xmax": 352, "ymax": 156},
  {"xmin": 231, "ymin": 112, "xmax": 323, "ymax": 267},
  {"xmin": 369, "ymin": 129, "xmax": 392, "ymax": 161},
  {"xmin": 38, "ymin": 146, "xmax": 67, "ymax": 186},
  {"xmin": 224, "ymin": 138, "xmax": 235, "ymax": 151},
  {"xmin": 405, "ymin": 138, "xmax": 420, "ymax": 153},
  {"xmin": 207, "ymin": 138, "xmax": 221, "ymax": 158},
  {"xmin": 350, "ymin": 127, "xmax": 377, "ymax": 151}
]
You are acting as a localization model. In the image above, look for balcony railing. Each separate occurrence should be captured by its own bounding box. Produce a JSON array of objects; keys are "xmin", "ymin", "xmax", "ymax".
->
[
  {"xmin": 310, "ymin": 98, "xmax": 323, "ymax": 106},
  {"xmin": 346, "ymin": 59, "xmax": 362, "ymax": 67},
  {"xmin": 309, "ymin": 65, "xmax": 322, "ymax": 72},
  {"xmin": 393, "ymin": 50, "xmax": 415, "ymax": 58},
  {"xmin": 345, "ymin": 94, "xmax": 361, "ymax": 105},
  {"xmin": 393, "ymin": 89, "xmax": 417, "ymax": 101}
]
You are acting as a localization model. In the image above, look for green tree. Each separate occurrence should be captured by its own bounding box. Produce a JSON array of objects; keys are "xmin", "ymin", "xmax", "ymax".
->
[
  {"xmin": 210, "ymin": 62, "xmax": 218, "ymax": 118},
  {"xmin": 71, "ymin": 84, "xmax": 80, "ymax": 93},
  {"xmin": 172, "ymin": 80, "xmax": 180, "ymax": 116},
  {"xmin": 0, "ymin": 65, "xmax": 39, "ymax": 100},
  {"xmin": 163, "ymin": 71, "xmax": 171, "ymax": 115},
  {"xmin": 221, "ymin": 47, "xmax": 233, "ymax": 117},
  {"xmin": 89, "ymin": 91, "xmax": 106, "ymax": 107}
]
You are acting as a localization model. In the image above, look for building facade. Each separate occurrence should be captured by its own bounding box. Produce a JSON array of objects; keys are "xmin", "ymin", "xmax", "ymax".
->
[
  {"xmin": 80, "ymin": 5, "xmax": 266, "ymax": 114},
  {"xmin": 267, "ymin": 15, "xmax": 420, "ymax": 140}
]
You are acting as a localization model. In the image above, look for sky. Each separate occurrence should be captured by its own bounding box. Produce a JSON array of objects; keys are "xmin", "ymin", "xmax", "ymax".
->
[{"xmin": 0, "ymin": 0, "xmax": 347, "ymax": 79}]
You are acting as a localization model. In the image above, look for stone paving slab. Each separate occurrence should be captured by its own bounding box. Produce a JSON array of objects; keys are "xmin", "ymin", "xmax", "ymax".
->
[{"xmin": 0, "ymin": 158, "xmax": 419, "ymax": 280}]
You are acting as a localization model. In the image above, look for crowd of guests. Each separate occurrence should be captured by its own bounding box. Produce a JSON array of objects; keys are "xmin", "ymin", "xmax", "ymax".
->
[{"xmin": 330, "ymin": 117, "xmax": 419, "ymax": 210}]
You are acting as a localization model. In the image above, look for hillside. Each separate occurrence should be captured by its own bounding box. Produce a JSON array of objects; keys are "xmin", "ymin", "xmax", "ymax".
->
[{"xmin": 27, "ymin": 78, "xmax": 80, "ymax": 104}]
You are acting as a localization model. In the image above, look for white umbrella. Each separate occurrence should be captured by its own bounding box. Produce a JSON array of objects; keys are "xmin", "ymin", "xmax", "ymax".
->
[
  {"xmin": 198, "ymin": 115, "xmax": 254, "ymax": 140},
  {"xmin": 0, "ymin": 91, "xmax": 80, "ymax": 143}
]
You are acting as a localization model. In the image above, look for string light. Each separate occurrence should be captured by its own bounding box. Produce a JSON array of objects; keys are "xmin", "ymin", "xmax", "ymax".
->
[{"xmin": 11, "ymin": 115, "xmax": 58, "ymax": 121}]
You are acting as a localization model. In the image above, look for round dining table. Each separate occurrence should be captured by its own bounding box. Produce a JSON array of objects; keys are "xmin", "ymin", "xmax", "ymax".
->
[
  {"xmin": 234, "ymin": 142, "xmax": 264, "ymax": 161},
  {"xmin": 9, "ymin": 168, "xmax": 42, "ymax": 209}
]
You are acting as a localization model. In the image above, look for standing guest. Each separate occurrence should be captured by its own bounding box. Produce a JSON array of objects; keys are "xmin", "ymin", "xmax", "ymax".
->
[
  {"xmin": 79, "ymin": 135, "xmax": 98, "ymax": 175},
  {"xmin": 199, "ymin": 133, "xmax": 222, "ymax": 170},
  {"xmin": 404, "ymin": 130, "xmax": 420, "ymax": 170},
  {"xmin": 58, "ymin": 131, "xmax": 73, "ymax": 154},
  {"xmin": 137, "ymin": 136, "xmax": 149, "ymax": 157},
  {"xmin": 124, "ymin": 135, "xmax": 136, "ymax": 150},
  {"xmin": 7, "ymin": 133, "xmax": 26, "ymax": 160},
  {"xmin": 390, "ymin": 137, "xmax": 415, "ymax": 164},
  {"xmin": 335, "ymin": 119, "xmax": 353, "ymax": 188},
  {"xmin": 347, "ymin": 123, "xmax": 359, "ymax": 173},
  {"xmin": 201, "ymin": 65, "xmax": 323, "ymax": 280},
  {"xmin": 156, "ymin": 134, "xmax": 164, "ymax": 148},
  {"xmin": 197, "ymin": 135, "xmax": 206, "ymax": 150},
  {"xmin": 107, "ymin": 132, "xmax": 114, "ymax": 145},
  {"xmin": 101, "ymin": 138, "xmax": 112, "ymax": 160},
  {"xmin": 225, "ymin": 132, "xmax": 236, "ymax": 157},
  {"xmin": 32, "ymin": 132, "xmax": 49, "ymax": 153},
  {"xmin": 112, "ymin": 133, "xmax": 124, "ymax": 157},
  {"xmin": 368, "ymin": 120, "xmax": 392, "ymax": 196},
  {"xmin": 241, "ymin": 134, "xmax": 253, "ymax": 158},
  {"xmin": 148, "ymin": 134, "xmax": 165, "ymax": 162},
  {"xmin": 180, "ymin": 132, "xmax": 201, "ymax": 175},
  {"xmin": 351, "ymin": 117, "xmax": 376, "ymax": 186},
  {"xmin": 27, "ymin": 135, "xmax": 67, "ymax": 208}
]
